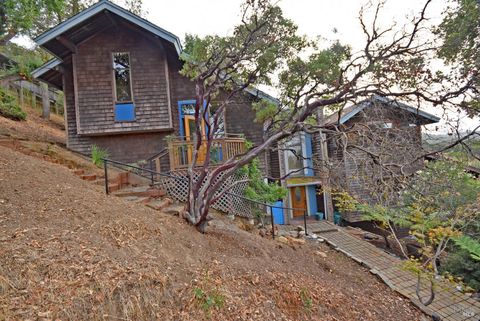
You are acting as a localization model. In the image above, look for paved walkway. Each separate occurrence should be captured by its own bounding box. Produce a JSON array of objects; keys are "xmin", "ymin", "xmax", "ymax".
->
[{"xmin": 301, "ymin": 221, "xmax": 480, "ymax": 321}]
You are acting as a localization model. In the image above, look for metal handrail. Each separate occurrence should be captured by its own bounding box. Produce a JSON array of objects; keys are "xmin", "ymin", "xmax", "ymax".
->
[
  {"xmin": 145, "ymin": 148, "xmax": 169, "ymax": 163},
  {"xmin": 102, "ymin": 157, "xmax": 309, "ymax": 237},
  {"xmin": 168, "ymin": 133, "xmax": 245, "ymax": 140}
]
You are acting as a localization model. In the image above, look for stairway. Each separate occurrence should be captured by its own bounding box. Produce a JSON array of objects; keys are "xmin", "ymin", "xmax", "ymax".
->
[
  {"xmin": 111, "ymin": 185, "xmax": 185, "ymax": 215},
  {"xmin": 72, "ymin": 167, "xmax": 184, "ymax": 216}
]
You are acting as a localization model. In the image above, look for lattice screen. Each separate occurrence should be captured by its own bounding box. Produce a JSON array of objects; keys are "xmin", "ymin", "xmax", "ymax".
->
[{"xmin": 157, "ymin": 170, "xmax": 262, "ymax": 218}]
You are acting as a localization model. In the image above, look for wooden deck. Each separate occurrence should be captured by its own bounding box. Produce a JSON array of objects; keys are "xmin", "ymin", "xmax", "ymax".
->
[{"xmin": 166, "ymin": 135, "xmax": 246, "ymax": 171}]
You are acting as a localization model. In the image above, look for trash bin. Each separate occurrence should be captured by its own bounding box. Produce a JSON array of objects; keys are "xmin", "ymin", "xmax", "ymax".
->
[
  {"xmin": 272, "ymin": 201, "xmax": 284, "ymax": 225},
  {"xmin": 315, "ymin": 212, "xmax": 325, "ymax": 220},
  {"xmin": 334, "ymin": 211, "xmax": 341, "ymax": 225}
]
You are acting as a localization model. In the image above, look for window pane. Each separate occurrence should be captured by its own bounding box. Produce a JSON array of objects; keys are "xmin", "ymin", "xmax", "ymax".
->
[
  {"xmin": 115, "ymin": 103, "xmax": 135, "ymax": 121},
  {"xmin": 115, "ymin": 69, "xmax": 132, "ymax": 102},
  {"xmin": 113, "ymin": 53, "xmax": 130, "ymax": 69},
  {"xmin": 181, "ymin": 103, "xmax": 196, "ymax": 115},
  {"xmin": 286, "ymin": 135, "xmax": 303, "ymax": 174}
]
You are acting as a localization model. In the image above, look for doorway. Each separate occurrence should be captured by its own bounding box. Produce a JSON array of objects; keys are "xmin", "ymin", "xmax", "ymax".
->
[
  {"xmin": 290, "ymin": 186, "xmax": 307, "ymax": 218},
  {"xmin": 183, "ymin": 115, "xmax": 207, "ymax": 165}
]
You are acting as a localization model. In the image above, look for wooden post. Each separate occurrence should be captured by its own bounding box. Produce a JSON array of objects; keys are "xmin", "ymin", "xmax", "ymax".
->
[
  {"xmin": 54, "ymin": 95, "xmax": 59, "ymax": 114},
  {"xmin": 19, "ymin": 81, "xmax": 24, "ymax": 108},
  {"xmin": 317, "ymin": 107, "xmax": 335, "ymax": 223},
  {"xmin": 31, "ymin": 91, "xmax": 37, "ymax": 108},
  {"xmin": 41, "ymin": 82, "xmax": 50, "ymax": 119}
]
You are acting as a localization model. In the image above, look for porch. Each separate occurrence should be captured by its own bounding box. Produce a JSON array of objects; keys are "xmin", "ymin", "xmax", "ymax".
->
[{"xmin": 151, "ymin": 134, "xmax": 246, "ymax": 172}]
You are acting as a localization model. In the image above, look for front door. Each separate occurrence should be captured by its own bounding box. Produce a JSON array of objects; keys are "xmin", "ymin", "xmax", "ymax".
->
[
  {"xmin": 184, "ymin": 115, "xmax": 207, "ymax": 165},
  {"xmin": 290, "ymin": 186, "xmax": 307, "ymax": 217}
]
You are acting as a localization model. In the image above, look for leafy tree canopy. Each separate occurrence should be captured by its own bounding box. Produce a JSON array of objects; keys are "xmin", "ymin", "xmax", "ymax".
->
[{"xmin": 0, "ymin": 0, "xmax": 146, "ymax": 45}]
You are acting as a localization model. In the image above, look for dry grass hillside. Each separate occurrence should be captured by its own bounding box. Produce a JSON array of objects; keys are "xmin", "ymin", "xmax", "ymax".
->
[{"xmin": 0, "ymin": 108, "xmax": 426, "ymax": 320}]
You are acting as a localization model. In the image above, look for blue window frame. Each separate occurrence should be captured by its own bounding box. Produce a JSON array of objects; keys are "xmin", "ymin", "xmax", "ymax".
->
[
  {"xmin": 177, "ymin": 100, "xmax": 209, "ymax": 137},
  {"xmin": 115, "ymin": 103, "xmax": 135, "ymax": 121}
]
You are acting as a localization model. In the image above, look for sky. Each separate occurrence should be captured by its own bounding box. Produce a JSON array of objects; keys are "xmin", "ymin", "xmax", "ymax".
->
[
  {"xmin": 137, "ymin": 0, "xmax": 477, "ymax": 133},
  {"xmin": 14, "ymin": 0, "xmax": 478, "ymax": 132}
]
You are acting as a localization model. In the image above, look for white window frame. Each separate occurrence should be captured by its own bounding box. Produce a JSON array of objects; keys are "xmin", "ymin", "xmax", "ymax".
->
[
  {"xmin": 112, "ymin": 52, "xmax": 134, "ymax": 104},
  {"xmin": 283, "ymin": 133, "xmax": 309, "ymax": 177}
]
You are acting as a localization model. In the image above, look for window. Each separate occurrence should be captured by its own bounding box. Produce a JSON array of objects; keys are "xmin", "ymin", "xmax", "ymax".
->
[
  {"xmin": 285, "ymin": 135, "xmax": 304, "ymax": 175},
  {"xmin": 284, "ymin": 133, "xmax": 314, "ymax": 177},
  {"xmin": 113, "ymin": 52, "xmax": 134, "ymax": 121},
  {"xmin": 369, "ymin": 121, "xmax": 393, "ymax": 129}
]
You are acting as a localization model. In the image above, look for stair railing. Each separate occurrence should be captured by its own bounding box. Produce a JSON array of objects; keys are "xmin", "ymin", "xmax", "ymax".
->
[{"xmin": 102, "ymin": 157, "xmax": 308, "ymax": 237}]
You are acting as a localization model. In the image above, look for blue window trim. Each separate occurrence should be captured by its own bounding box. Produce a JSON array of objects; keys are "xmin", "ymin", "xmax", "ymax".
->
[
  {"xmin": 177, "ymin": 100, "xmax": 208, "ymax": 138},
  {"xmin": 307, "ymin": 185, "xmax": 318, "ymax": 216},
  {"xmin": 304, "ymin": 133, "xmax": 314, "ymax": 176}
]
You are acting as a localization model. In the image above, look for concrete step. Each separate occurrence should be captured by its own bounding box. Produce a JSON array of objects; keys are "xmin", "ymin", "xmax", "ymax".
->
[
  {"xmin": 122, "ymin": 196, "xmax": 151, "ymax": 203},
  {"xmin": 113, "ymin": 186, "xmax": 166, "ymax": 198},
  {"xmin": 108, "ymin": 183, "xmax": 120, "ymax": 193},
  {"xmin": 146, "ymin": 197, "xmax": 173, "ymax": 211},
  {"xmin": 80, "ymin": 174, "xmax": 97, "ymax": 181},
  {"xmin": 73, "ymin": 169, "xmax": 85, "ymax": 176},
  {"xmin": 162, "ymin": 204, "xmax": 185, "ymax": 216}
]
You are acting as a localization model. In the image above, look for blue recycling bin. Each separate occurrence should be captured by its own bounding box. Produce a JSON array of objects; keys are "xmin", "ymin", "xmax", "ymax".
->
[
  {"xmin": 334, "ymin": 211, "xmax": 342, "ymax": 225},
  {"xmin": 316, "ymin": 212, "xmax": 325, "ymax": 220},
  {"xmin": 271, "ymin": 201, "xmax": 285, "ymax": 225}
]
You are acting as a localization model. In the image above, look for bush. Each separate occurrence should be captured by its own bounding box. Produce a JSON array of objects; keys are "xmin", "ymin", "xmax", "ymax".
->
[
  {"xmin": 0, "ymin": 88, "xmax": 26, "ymax": 120},
  {"xmin": 91, "ymin": 145, "xmax": 109, "ymax": 167},
  {"xmin": 441, "ymin": 247, "xmax": 480, "ymax": 292}
]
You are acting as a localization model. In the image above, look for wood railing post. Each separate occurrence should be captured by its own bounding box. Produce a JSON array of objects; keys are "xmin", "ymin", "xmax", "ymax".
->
[{"xmin": 167, "ymin": 136, "xmax": 246, "ymax": 169}]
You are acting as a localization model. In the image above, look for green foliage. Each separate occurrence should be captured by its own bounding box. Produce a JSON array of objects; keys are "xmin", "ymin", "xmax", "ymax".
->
[
  {"xmin": 0, "ymin": 87, "xmax": 26, "ymax": 120},
  {"xmin": 437, "ymin": 0, "xmax": 479, "ymax": 70},
  {"xmin": 91, "ymin": 144, "xmax": 109, "ymax": 168},
  {"xmin": 441, "ymin": 247, "xmax": 480, "ymax": 291},
  {"xmin": 350, "ymin": 160, "xmax": 479, "ymax": 299},
  {"xmin": 454, "ymin": 236, "xmax": 480, "ymax": 261},
  {"xmin": 446, "ymin": 138, "xmax": 480, "ymax": 169},
  {"xmin": 279, "ymin": 41, "xmax": 350, "ymax": 101},
  {"xmin": 180, "ymin": 1, "xmax": 306, "ymax": 96},
  {"xmin": 356, "ymin": 160, "xmax": 480, "ymax": 239},
  {"xmin": 252, "ymin": 99, "xmax": 279, "ymax": 124},
  {"xmin": 239, "ymin": 158, "xmax": 287, "ymax": 204},
  {"xmin": 0, "ymin": 0, "xmax": 146, "ymax": 43},
  {"xmin": 193, "ymin": 287, "xmax": 225, "ymax": 313},
  {"xmin": 0, "ymin": 0, "xmax": 66, "ymax": 42},
  {"xmin": 437, "ymin": 0, "xmax": 480, "ymax": 116},
  {"xmin": 299, "ymin": 288, "xmax": 313, "ymax": 311},
  {"xmin": 331, "ymin": 190, "xmax": 358, "ymax": 213},
  {"xmin": 0, "ymin": 44, "xmax": 46, "ymax": 80}
]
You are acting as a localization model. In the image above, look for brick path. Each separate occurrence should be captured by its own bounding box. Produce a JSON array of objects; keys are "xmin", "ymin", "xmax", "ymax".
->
[{"xmin": 305, "ymin": 221, "xmax": 480, "ymax": 321}]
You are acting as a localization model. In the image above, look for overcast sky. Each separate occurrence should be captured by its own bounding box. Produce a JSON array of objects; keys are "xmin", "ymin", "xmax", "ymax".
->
[
  {"xmin": 15, "ymin": 0, "xmax": 477, "ymax": 132},
  {"xmin": 138, "ymin": 0, "xmax": 476, "ymax": 133}
]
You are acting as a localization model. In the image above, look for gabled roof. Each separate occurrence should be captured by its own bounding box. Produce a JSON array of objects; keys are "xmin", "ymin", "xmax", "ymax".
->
[
  {"xmin": 31, "ymin": 58, "xmax": 61, "ymax": 79},
  {"xmin": 322, "ymin": 95, "xmax": 440, "ymax": 126},
  {"xmin": 33, "ymin": 0, "xmax": 279, "ymax": 104},
  {"xmin": 245, "ymin": 87, "xmax": 280, "ymax": 105},
  {"xmin": 35, "ymin": 0, "xmax": 182, "ymax": 56}
]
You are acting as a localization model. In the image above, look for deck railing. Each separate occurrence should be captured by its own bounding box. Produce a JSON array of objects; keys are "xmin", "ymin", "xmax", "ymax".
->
[{"xmin": 167, "ymin": 134, "xmax": 246, "ymax": 171}]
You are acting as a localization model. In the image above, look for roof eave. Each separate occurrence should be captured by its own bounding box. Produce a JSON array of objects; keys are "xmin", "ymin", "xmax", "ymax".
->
[
  {"xmin": 372, "ymin": 95, "xmax": 440, "ymax": 123},
  {"xmin": 34, "ymin": 1, "xmax": 182, "ymax": 55},
  {"xmin": 244, "ymin": 87, "xmax": 280, "ymax": 105},
  {"xmin": 31, "ymin": 58, "xmax": 61, "ymax": 79}
]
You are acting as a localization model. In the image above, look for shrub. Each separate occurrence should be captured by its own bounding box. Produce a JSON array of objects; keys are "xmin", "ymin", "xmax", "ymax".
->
[
  {"xmin": 441, "ymin": 247, "xmax": 480, "ymax": 292},
  {"xmin": 0, "ymin": 88, "xmax": 26, "ymax": 121},
  {"xmin": 193, "ymin": 287, "xmax": 225, "ymax": 313},
  {"xmin": 91, "ymin": 145, "xmax": 109, "ymax": 167}
]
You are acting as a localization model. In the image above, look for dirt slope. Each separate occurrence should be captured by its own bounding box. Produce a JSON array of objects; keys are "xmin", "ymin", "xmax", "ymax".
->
[{"xmin": 0, "ymin": 144, "xmax": 426, "ymax": 321}]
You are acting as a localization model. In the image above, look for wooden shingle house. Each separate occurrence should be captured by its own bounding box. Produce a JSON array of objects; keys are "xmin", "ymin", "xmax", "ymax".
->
[
  {"xmin": 276, "ymin": 96, "xmax": 440, "ymax": 224},
  {"xmin": 32, "ymin": 0, "xmax": 276, "ymax": 173}
]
